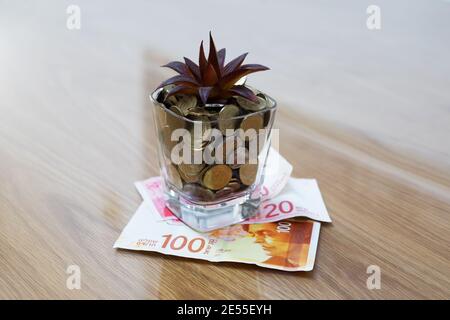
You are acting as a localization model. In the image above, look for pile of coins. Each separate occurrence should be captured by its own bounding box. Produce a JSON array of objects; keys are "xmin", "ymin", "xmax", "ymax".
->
[{"xmin": 154, "ymin": 86, "xmax": 275, "ymax": 203}]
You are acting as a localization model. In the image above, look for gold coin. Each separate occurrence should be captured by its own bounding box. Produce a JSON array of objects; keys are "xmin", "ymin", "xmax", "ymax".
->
[
  {"xmin": 178, "ymin": 168, "xmax": 200, "ymax": 183},
  {"xmin": 178, "ymin": 95, "xmax": 197, "ymax": 115},
  {"xmin": 227, "ymin": 181, "xmax": 242, "ymax": 192},
  {"xmin": 239, "ymin": 114, "xmax": 264, "ymax": 141},
  {"xmin": 239, "ymin": 163, "xmax": 258, "ymax": 186},
  {"xmin": 165, "ymin": 95, "xmax": 178, "ymax": 106},
  {"xmin": 189, "ymin": 115, "xmax": 211, "ymax": 133},
  {"xmin": 235, "ymin": 95, "xmax": 266, "ymax": 111},
  {"xmin": 226, "ymin": 146, "xmax": 249, "ymax": 169},
  {"xmin": 170, "ymin": 105, "xmax": 184, "ymax": 116},
  {"xmin": 218, "ymin": 104, "xmax": 241, "ymax": 135},
  {"xmin": 204, "ymin": 134, "xmax": 243, "ymax": 164},
  {"xmin": 202, "ymin": 165, "xmax": 232, "ymax": 190},
  {"xmin": 207, "ymin": 112, "xmax": 219, "ymax": 121},
  {"xmin": 178, "ymin": 163, "xmax": 205, "ymax": 175},
  {"xmin": 187, "ymin": 116, "xmax": 211, "ymax": 149},
  {"xmin": 205, "ymin": 103, "xmax": 225, "ymax": 110},
  {"xmin": 214, "ymin": 186, "xmax": 234, "ymax": 199},
  {"xmin": 181, "ymin": 127, "xmax": 209, "ymax": 154},
  {"xmin": 242, "ymin": 129, "xmax": 267, "ymax": 159},
  {"xmin": 167, "ymin": 164, "xmax": 183, "ymax": 190},
  {"xmin": 186, "ymin": 107, "xmax": 212, "ymax": 117},
  {"xmin": 182, "ymin": 183, "xmax": 215, "ymax": 202}
]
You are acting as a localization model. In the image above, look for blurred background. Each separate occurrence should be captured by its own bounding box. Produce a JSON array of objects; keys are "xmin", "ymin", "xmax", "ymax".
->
[{"xmin": 1, "ymin": 0, "xmax": 449, "ymax": 172}]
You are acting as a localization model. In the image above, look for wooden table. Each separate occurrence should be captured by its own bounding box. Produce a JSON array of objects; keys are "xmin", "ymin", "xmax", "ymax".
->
[{"xmin": 0, "ymin": 1, "xmax": 449, "ymax": 299}]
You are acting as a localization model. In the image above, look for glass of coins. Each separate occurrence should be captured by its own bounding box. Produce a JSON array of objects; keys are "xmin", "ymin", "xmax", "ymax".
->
[{"xmin": 150, "ymin": 86, "xmax": 277, "ymax": 232}]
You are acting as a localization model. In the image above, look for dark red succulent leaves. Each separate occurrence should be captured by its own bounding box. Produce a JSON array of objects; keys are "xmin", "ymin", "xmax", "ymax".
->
[{"xmin": 157, "ymin": 33, "xmax": 269, "ymax": 104}]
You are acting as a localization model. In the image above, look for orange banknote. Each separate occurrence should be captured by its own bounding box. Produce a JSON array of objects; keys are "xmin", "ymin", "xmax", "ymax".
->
[{"xmin": 114, "ymin": 202, "xmax": 321, "ymax": 271}]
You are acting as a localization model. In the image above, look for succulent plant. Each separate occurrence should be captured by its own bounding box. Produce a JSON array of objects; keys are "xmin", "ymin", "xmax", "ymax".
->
[{"xmin": 157, "ymin": 32, "xmax": 269, "ymax": 105}]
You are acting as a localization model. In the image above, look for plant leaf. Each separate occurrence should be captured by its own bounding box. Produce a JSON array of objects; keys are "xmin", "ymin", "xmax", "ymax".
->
[
  {"xmin": 157, "ymin": 74, "xmax": 198, "ymax": 89},
  {"xmin": 198, "ymin": 86, "xmax": 213, "ymax": 104},
  {"xmin": 218, "ymin": 48, "xmax": 226, "ymax": 70},
  {"xmin": 166, "ymin": 85, "xmax": 197, "ymax": 98},
  {"xmin": 161, "ymin": 61, "xmax": 188, "ymax": 75},
  {"xmin": 202, "ymin": 63, "xmax": 218, "ymax": 86},
  {"xmin": 229, "ymin": 85, "xmax": 258, "ymax": 102},
  {"xmin": 239, "ymin": 64, "xmax": 270, "ymax": 71},
  {"xmin": 183, "ymin": 57, "xmax": 201, "ymax": 81},
  {"xmin": 220, "ymin": 64, "xmax": 269, "ymax": 89},
  {"xmin": 208, "ymin": 32, "xmax": 222, "ymax": 78},
  {"xmin": 223, "ymin": 53, "xmax": 248, "ymax": 75},
  {"xmin": 159, "ymin": 34, "xmax": 270, "ymax": 101},
  {"xmin": 199, "ymin": 40, "xmax": 208, "ymax": 77}
]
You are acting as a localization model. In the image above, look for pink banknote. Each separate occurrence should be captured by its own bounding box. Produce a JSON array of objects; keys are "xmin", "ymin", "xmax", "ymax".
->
[{"xmin": 135, "ymin": 176, "xmax": 331, "ymax": 225}]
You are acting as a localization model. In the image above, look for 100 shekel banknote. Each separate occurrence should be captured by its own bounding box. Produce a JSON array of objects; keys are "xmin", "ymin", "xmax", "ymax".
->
[{"xmin": 114, "ymin": 202, "xmax": 321, "ymax": 271}]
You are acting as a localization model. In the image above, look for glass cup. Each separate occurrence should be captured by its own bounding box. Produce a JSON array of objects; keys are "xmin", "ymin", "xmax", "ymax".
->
[{"xmin": 150, "ymin": 86, "xmax": 277, "ymax": 232}]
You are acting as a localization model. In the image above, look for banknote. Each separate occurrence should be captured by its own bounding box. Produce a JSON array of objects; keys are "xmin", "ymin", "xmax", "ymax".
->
[
  {"xmin": 261, "ymin": 147, "xmax": 293, "ymax": 199},
  {"xmin": 246, "ymin": 178, "xmax": 331, "ymax": 223},
  {"xmin": 114, "ymin": 202, "xmax": 321, "ymax": 271},
  {"xmin": 135, "ymin": 176, "xmax": 331, "ymax": 224}
]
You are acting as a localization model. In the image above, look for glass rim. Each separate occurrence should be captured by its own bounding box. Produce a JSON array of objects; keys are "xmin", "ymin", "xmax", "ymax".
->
[{"xmin": 150, "ymin": 86, "xmax": 277, "ymax": 124}]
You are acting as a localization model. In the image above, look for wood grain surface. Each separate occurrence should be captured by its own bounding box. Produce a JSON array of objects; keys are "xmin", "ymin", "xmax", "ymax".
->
[{"xmin": 0, "ymin": 1, "xmax": 449, "ymax": 299}]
